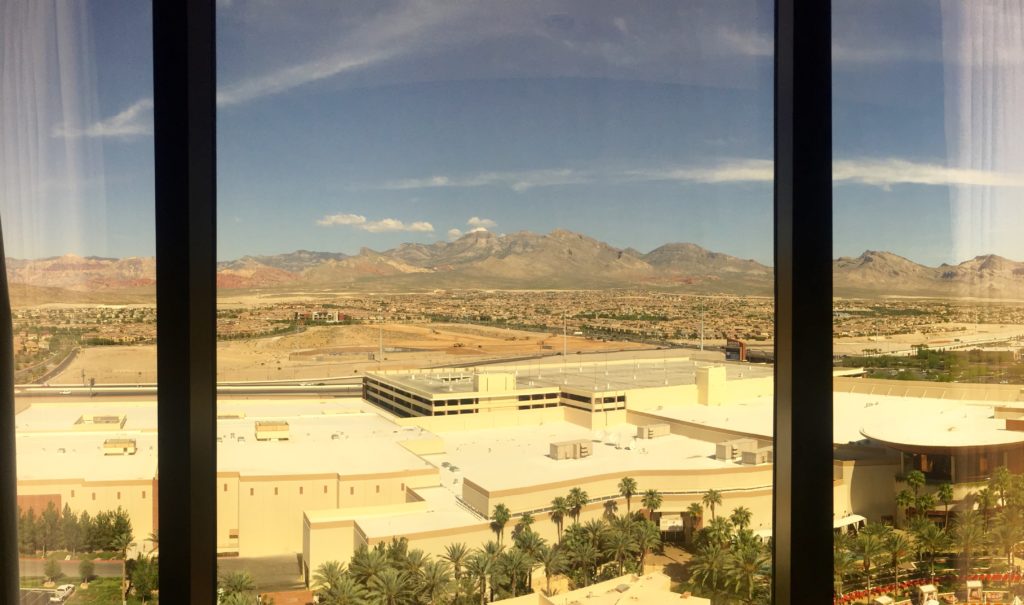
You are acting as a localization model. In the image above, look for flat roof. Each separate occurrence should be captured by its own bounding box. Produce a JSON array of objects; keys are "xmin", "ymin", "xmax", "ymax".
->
[
  {"xmin": 643, "ymin": 391, "xmax": 1024, "ymax": 450},
  {"xmin": 354, "ymin": 486, "xmax": 483, "ymax": 538},
  {"xmin": 371, "ymin": 358, "xmax": 772, "ymax": 397},
  {"xmin": 15, "ymin": 398, "xmax": 438, "ymax": 481},
  {"xmin": 423, "ymin": 421, "xmax": 747, "ymax": 493}
]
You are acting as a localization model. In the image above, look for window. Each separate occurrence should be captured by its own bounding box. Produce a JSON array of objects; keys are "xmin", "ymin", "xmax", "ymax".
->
[{"xmin": 0, "ymin": 2, "xmax": 839, "ymax": 601}]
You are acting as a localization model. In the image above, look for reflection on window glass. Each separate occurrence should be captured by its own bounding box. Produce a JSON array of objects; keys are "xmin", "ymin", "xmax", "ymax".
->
[
  {"xmin": 2, "ymin": 1, "xmax": 157, "ymax": 602},
  {"xmin": 217, "ymin": 2, "xmax": 774, "ymax": 603},
  {"xmin": 833, "ymin": 2, "xmax": 1024, "ymax": 604}
]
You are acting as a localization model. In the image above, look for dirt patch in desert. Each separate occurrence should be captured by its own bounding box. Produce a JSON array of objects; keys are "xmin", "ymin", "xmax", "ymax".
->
[{"xmin": 50, "ymin": 323, "xmax": 653, "ymax": 383}]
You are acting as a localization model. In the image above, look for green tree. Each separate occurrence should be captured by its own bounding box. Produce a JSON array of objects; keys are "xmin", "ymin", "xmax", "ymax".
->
[
  {"xmin": 730, "ymin": 506, "xmax": 753, "ymax": 531},
  {"xmin": 991, "ymin": 465, "xmax": 1012, "ymax": 508},
  {"xmin": 641, "ymin": 489, "xmax": 663, "ymax": 520},
  {"xmin": 312, "ymin": 560, "xmax": 347, "ymax": 600},
  {"xmin": 219, "ymin": 570, "xmax": 257, "ymax": 597},
  {"xmin": 422, "ymin": 560, "xmax": 454, "ymax": 604},
  {"xmin": 131, "ymin": 555, "xmax": 158, "ymax": 604},
  {"xmin": 550, "ymin": 497, "xmax": 569, "ymax": 542},
  {"xmin": 60, "ymin": 504, "xmax": 80, "ymax": 556},
  {"xmin": 895, "ymin": 490, "xmax": 915, "ymax": 526},
  {"xmin": 491, "ymin": 503, "xmax": 511, "ymax": 546},
  {"xmin": 954, "ymin": 509, "xmax": 986, "ymax": 573},
  {"xmin": 853, "ymin": 531, "xmax": 883, "ymax": 591},
  {"xmin": 349, "ymin": 546, "xmax": 388, "ymax": 585},
  {"xmin": 686, "ymin": 502, "xmax": 704, "ymax": 543},
  {"xmin": 914, "ymin": 522, "xmax": 952, "ymax": 580},
  {"xmin": 884, "ymin": 531, "xmax": 914, "ymax": 585},
  {"xmin": 500, "ymin": 548, "xmax": 531, "ymax": 597},
  {"xmin": 618, "ymin": 477, "xmax": 638, "ymax": 514},
  {"xmin": 833, "ymin": 549, "xmax": 856, "ymax": 598},
  {"xmin": 904, "ymin": 470, "xmax": 925, "ymax": 498},
  {"xmin": 367, "ymin": 567, "xmax": 416, "ymax": 605},
  {"xmin": 634, "ymin": 518, "xmax": 661, "ymax": 571},
  {"xmin": 603, "ymin": 523, "xmax": 638, "ymax": 576},
  {"xmin": 567, "ymin": 488, "xmax": 589, "ymax": 524},
  {"xmin": 39, "ymin": 501, "xmax": 60, "ymax": 556},
  {"xmin": 443, "ymin": 541, "xmax": 470, "ymax": 602},
  {"xmin": 702, "ymin": 489, "xmax": 723, "ymax": 521},
  {"xmin": 465, "ymin": 552, "xmax": 495, "ymax": 605},
  {"xmin": 977, "ymin": 488, "xmax": 995, "ymax": 530},
  {"xmin": 535, "ymin": 544, "xmax": 564, "ymax": 595},
  {"xmin": 990, "ymin": 510, "xmax": 1024, "ymax": 567},
  {"xmin": 79, "ymin": 559, "xmax": 95, "ymax": 586},
  {"xmin": 318, "ymin": 576, "xmax": 368, "ymax": 605},
  {"xmin": 690, "ymin": 542, "xmax": 728, "ymax": 593},
  {"xmin": 938, "ymin": 483, "xmax": 954, "ymax": 529},
  {"xmin": 725, "ymin": 543, "xmax": 771, "ymax": 604},
  {"xmin": 44, "ymin": 556, "xmax": 63, "ymax": 583}
]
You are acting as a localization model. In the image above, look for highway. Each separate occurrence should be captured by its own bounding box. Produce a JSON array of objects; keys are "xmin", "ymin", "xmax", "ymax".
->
[{"xmin": 15, "ymin": 379, "xmax": 362, "ymax": 402}]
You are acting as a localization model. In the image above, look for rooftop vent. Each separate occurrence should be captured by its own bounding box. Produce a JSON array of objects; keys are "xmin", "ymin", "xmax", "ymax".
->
[
  {"xmin": 103, "ymin": 438, "xmax": 137, "ymax": 456},
  {"xmin": 255, "ymin": 420, "xmax": 290, "ymax": 441}
]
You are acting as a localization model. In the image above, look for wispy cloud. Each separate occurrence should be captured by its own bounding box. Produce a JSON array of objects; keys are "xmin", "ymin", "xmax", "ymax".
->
[
  {"xmin": 631, "ymin": 157, "xmax": 1024, "ymax": 188},
  {"xmin": 467, "ymin": 216, "xmax": 496, "ymax": 229},
  {"xmin": 379, "ymin": 169, "xmax": 592, "ymax": 192},
  {"xmin": 317, "ymin": 213, "xmax": 433, "ymax": 233},
  {"xmin": 52, "ymin": 98, "xmax": 153, "ymax": 139},
  {"xmin": 835, "ymin": 158, "xmax": 1024, "ymax": 188}
]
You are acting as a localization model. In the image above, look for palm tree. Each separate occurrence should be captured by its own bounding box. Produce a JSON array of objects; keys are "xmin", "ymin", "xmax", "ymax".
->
[
  {"xmin": 444, "ymin": 542, "xmax": 470, "ymax": 603},
  {"xmin": 145, "ymin": 530, "xmax": 159, "ymax": 555},
  {"xmin": 536, "ymin": 544, "xmax": 564, "ymax": 595},
  {"xmin": 421, "ymin": 560, "xmax": 454, "ymax": 604},
  {"xmin": 618, "ymin": 477, "xmax": 638, "ymax": 514},
  {"xmin": 513, "ymin": 529, "xmax": 545, "ymax": 591},
  {"xmin": 725, "ymin": 543, "xmax": 771, "ymax": 604},
  {"xmin": 833, "ymin": 548, "xmax": 857, "ymax": 598},
  {"xmin": 603, "ymin": 524, "xmax": 638, "ymax": 576},
  {"xmin": 550, "ymin": 496, "xmax": 569, "ymax": 542},
  {"xmin": 690, "ymin": 542, "xmax": 727, "ymax": 592},
  {"xmin": 702, "ymin": 489, "xmax": 723, "ymax": 521},
  {"xmin": 568, "ymin": 488, "xmax": 589, "ymax": 524},
  {"xmin": 895, "ymin": 489, "xmax": 915, "ymax": 527},
  {"xmin": 641, "ymin": 489, "xmax": 662, "ymax": 521},
  {"xmin": 219, "ymin": 570, "xmax": 256, "ymax": 597},
  {"xmin": 729, "ymin": 506, "xmax": 752, "ymax": 531},
  {"xmin": 568, "ymin": 539, "xmax": 599, "ymax": 587},
  {"xmin": 990, "ymin": 510, "xmax": 1024, "ymax": 566},
  {"xmin": 582, "ymin": 518, "xmax": 607, "ymax": 548},
  {"xmin": 686, "ymin": 502, "xmax": 704, "ymax": 543},
  {"xmin": 954, "ymin": 509, "xmax": 986, "ymax": 573},
  {"xmin": 517, "ymin": 512, "xmax": 535, "ymax": 537},
  {"xmin": 634, "ymin": 518, "xmax": 661, "ymax": 571},
  {"xmin": 501, "ymin": 548, "xmax": 531, "ymax": 597},
  {"xmin": 937, "ymin": 483, "xmax": 954, "ymax": 529},
  {"xmin": 991, "ymin": 465, "xmax": 1011, "ymax": 507},
  {"xmin": 111, "ymin": 531, "xmax": 135, "ymax": 604},
  {"xmin": 853, "ymin": 531, "xmax": 883, "ymax": 591},
  {"xmin": 367, "ymin": 567, "xmax": 415, "ymax": 605},
  {"xmin": 705, "ymin": 517, "xmax": 734, "ymax": 547},
  {"xmin": 465, "ymin": 552, "xmax": 494, "ymax": 605},
  {"xmin": 914, "ymin": 522, "xmax": 952, "ymax": 580},
  {"xmin": 313, "ymin": 560, "xmax": 346, "ymax": 597},
  {"xmin": 491, "ymin": 503, "xmax": 511, "ymax": 546},
  {"xmin": 318, "ymin": 576, "xmax": 368, "ymax": 605},
  {"xmin": 444, "ymin": 542, "xmax": 469, "ymax": 581},
  {"xmin": 884, "ymin": 531, "xmax": 914, "ymax": 585},
  {"xmin": 977, "ymin": 488, "xmax": 995, "ymax": 530},
  {"xmin": 349, "ymin": 546, "xmax": 388, "ymax": 585}
]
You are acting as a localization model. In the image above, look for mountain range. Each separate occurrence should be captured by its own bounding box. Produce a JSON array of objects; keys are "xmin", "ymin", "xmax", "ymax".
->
[{"xmin": 8, "ymin": 229, "xmax": 1024, "ymax": 300}]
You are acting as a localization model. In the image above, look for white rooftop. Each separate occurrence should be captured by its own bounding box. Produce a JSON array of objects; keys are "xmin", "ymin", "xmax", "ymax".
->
[
  {"xmin": 424, "ymin": 421, "xmax": 740, "ymax": 493},
  {"xmin": 354, "ymin": 486, "xmax": 483, "ymax": 538}
]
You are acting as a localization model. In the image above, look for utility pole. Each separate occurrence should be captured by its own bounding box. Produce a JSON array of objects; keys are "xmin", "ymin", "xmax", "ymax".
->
[
  {"xmin": 563, "ymin": 312, "xmax": 567, "ymax": 359},
  {"xmin": 700, "ymin": 298, "xmax": 705, "ymax": 352}
]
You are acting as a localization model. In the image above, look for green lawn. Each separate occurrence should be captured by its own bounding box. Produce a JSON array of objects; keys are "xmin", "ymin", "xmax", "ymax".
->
[{"xmin": 63, "ymin": 578, "xmax": 157, "ymax": 605}]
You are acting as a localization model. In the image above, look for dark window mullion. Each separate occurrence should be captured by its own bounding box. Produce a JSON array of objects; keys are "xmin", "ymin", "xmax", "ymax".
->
[
  {"xmin": 153, "ymin": 0, "xmax": 217, "ymax": 602},
  {"xmin": 773, "ymin": 1, "xmax": 834, "ymax": 603}
]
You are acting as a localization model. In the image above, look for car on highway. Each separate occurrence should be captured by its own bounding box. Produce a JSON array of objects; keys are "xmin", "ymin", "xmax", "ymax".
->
[
  {"xmin": 49, "ymin": 584, "xmax": 74, "ymax": 603},
  {"xmin": 58, "ymin": 390, "xmax": 72, "ymax": 396}
]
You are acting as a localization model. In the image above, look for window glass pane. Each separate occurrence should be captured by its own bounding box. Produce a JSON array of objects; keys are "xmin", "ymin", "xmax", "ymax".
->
[
  {"xmin": 2, "ymin": 1, "xmax": 157, "ymax": 601},
  {"xmin": 217, "ymin": 2, "xmax": 774, "ymax": 603},
  {"xmin": 833, "ymin": 2, "xmax": 1024, "ymax": 603}
]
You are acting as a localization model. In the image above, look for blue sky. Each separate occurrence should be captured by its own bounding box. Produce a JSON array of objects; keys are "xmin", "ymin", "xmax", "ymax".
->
[{"xmin": 4, "ymin": 0, "xmax": 1022, "ymax": 266}]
